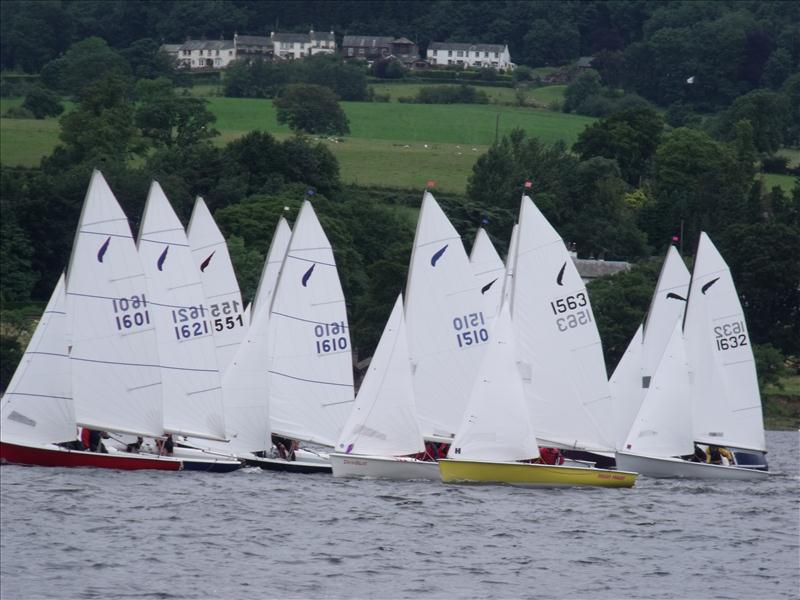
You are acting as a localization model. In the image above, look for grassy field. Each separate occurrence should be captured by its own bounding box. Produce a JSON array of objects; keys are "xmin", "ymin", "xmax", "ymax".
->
[
  {"xmin": 761, "ymin": 173, "xmax": 798, "ymax": 193},
  {"xmin": 1, "ymin": 92, "xmax": 593, "ymax": 192}
]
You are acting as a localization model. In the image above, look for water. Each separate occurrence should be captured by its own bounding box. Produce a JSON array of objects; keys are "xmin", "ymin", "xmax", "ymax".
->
[{"xmin": 2, "ymin": 431, "xmax": 798, "ymax": 600}]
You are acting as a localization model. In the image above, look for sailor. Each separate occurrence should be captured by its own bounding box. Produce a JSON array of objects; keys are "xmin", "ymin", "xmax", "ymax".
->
[
  {"xmin": 156, "ymin": 434, "xmax": 174, "ymax": 456},
  {"xmin": 81, "ymin": 428, "xmax": 108, "ymax": 453},
  {"xmin": 126, "ymin": 436, "xmax": 144, "ymax": 453},
  {"xmin": 538, "ymin": 447, "xmax": 564, "ymax": 465},
  {"xmin": 706, "ymin": 445, "xmax": 733, "ymax": 466},
  {"xmin": 272, "ymin": 435, "xmax": 297, "ymax": 461}
]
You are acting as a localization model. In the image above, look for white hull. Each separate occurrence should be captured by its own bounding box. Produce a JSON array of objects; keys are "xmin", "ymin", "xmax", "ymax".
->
[
  {"xmin": 615, "ymin": 451, "xmax": 769, "ymax": 480},
  {"xmin": 330, "ymin": 453, "xmax": 441, "ymax": 481}
]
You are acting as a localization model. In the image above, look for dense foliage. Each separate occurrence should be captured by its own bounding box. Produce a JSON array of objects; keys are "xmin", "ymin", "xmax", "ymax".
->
[
  {"xmin": 224, "ymin": 55, "xmax": 368, "ymax": 100},
  {"xmin": 273, "ymin": 83, "xmax": 350, "ymax": 135}
]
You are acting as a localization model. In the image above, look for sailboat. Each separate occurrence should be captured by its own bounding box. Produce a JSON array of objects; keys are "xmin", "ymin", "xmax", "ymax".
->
[
  {"xmin": 135, "ymin": 183, "xmax": 240, "ymax": 472},
  {"xmin": 0, "ymin": 273, "xmax": 177, "ymax": 470},
  {"xmin": 263, "ymin": 200, "xmax": 354, "ymax": 473},
  {"xmin": 329, "ymin": 295, "xmax": 439, "ymax": 480},
  {"xmin": 404, "ymin": 191, "xmax": 488, "ymax": 443},
  {"xmin": 186, "ymin": 196, "xmax": 248, "ymax": 374},
  {"xmin": 439, "ymin": 301, "xmax": 637, "ymax": 488},
  {"xmin": 2, "ymin": 171, "xmax": 187, "ymax": 469},
  {"xmin": 510, "ymin": 195, "xmax": 616, "ymax": 461},
  {"xmin": 187, "ymin": 218, "xmax": 290, "ymax": 464},
  {"xmin": 616, "ymin": 233, "xmax": 769, "ymax": 479},
  {"xmin": 610, "ymin": 246, "xmax": 690, "ymax": 448}
]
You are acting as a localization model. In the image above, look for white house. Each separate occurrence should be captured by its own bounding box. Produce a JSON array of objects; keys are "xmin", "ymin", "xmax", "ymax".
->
[
  {"xmin": 270, "ymin": 30, "xmax": 336, "ymax": 60},
  {"xmin": 176, "ymin": 39, "xmax": 236, "ymax": 69},
  {"xmin": 427, "ymin": 42, "xmax": 514, "ymax": 70}
]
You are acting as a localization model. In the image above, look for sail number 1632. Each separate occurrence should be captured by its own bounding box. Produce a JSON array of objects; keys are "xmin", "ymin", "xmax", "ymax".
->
[{"xmin": 714, "ymin": 320, "xmax": 748, "ymax": 351}]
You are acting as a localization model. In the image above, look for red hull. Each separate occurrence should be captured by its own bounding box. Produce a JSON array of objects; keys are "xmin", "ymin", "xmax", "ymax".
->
[{"xmin": 0, "ymin": 441, "xmax": 182, "ymax": 471}]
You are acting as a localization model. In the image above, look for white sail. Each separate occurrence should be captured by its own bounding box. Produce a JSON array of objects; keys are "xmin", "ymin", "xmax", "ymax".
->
[
  {"xmin": 137, "ymin": 182, "xmax": 226, "ymax": 441},
  {"xmin": 186, "ymin": 196, "xmax": 247, "ymax": 372},
  {"xmin": 643, "ymin": 246, "xmax": 690, "ymax": 380},
  {"xmin": 267, "ymin": 201, "xmax": 354, "ymax": 446},
  {"xmin": 501, "ymin": 223, "xmax": 519, "ymax": 310},
  {"xmin": 623, "ymin": 320, "xmax": 694, "ymax": 457},
  {"xmin": 449, "ymin": 301, "xmax": 539, "ymax": 462},
  {"xmin": 512, "ymin": 195, "xmax": 614, "ymax": 451},
  {"xmin": 609, "ymin": 324, "xmax": 644, "ymax": 449},
  {"xmin": 336, "ymin": 295, "xmax": 423, "ymax": 457},
  {"xmin": 404, "ymin": 191, "xmax": 488, "ymax": 440},
  {"xmin": 469, "ymin": 227, "xmax": 505, "ymax": 321},
  {"xmin": 1, "ymin": 275, "xmax": 76, "ymax": 446},
  {"xmin": 66, "ymin": 170, "xmax": 163, "ymax": 437},
  {"xmin": 684, "ymin": 232, "xmax": 765, "ymax": 451},
  {"xmin": 200, "ymin": 301, "xmax": 272, "ymax": 455},
  {"xmin": 252, "ymin": 217, "xmax": 291, "ymax": 318}
]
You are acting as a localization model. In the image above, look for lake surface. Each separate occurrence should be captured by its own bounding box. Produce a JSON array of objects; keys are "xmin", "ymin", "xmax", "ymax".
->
[{"xmin": 1, "ymin": 430, "xmax": 797, "ymax": 599}]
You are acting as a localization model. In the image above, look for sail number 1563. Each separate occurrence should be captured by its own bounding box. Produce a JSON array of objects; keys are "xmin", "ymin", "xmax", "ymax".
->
[{"xmin": 550, "ymin": 292, "xmax": 592, "ymax": 332}]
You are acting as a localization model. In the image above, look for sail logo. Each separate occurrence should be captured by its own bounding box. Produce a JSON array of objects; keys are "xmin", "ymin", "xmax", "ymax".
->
[
  {"xmin": 431, "ymin": 244, "xmax": 448, "ymax": 267},
  {"xmin": 556, "ymin": 261, "xmax": 567, "ymax": 286},
  {"xmin": 97, "ymin": 236, "xmax": 111, "ymax": 262},
  {"xmin": 302, "ymin": 263, "xmax": 316, "ymax": 287},
  {"xmin": 481, "ymin": 278, "xmax": 498, "ymax": 294},
  {"xmin": 666, "ymin": 292, "xmax": 687, "ymax": 301},
  {"xmin": 200, "ymin": 251, "xmax": 215, "ymax": 272},
  {"xmin": 701, "ymin": 277, "xmax": 720, "ymax": 295},
  {"xmin": 157, "ymin": 246, "xmax": 169, "ymax": 271}
]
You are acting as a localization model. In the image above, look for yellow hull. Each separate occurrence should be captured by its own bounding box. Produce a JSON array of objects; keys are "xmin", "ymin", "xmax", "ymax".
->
[{"xmin": 439, "ymin": 459, "xmax": 637, "ymax": 488}]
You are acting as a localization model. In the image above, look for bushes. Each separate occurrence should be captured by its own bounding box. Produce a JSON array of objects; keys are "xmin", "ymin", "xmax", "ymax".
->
[
  {"xmin": 400, "ymin": 84, "xmax": 489, "ymax": 104},
  {"xmin": 22, "ymin": 87, "xmax": 64, "ymax": 119}
]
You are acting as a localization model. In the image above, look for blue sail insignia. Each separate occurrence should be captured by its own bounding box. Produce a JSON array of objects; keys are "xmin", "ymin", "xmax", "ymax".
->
[
  {"xmin": 431, "ymin": 245, "xmax": 448, "ymax": 267},
  {"xmin": 302, "ymin": 264, "xmax": 316, "ymax": 287},
  {"xmin": 157, "ymin": 246, "xmax": 169, "ymax": 271},
  {"xmin": 97, "ymin": 237, "xmax": 111, "ymax": 262}
]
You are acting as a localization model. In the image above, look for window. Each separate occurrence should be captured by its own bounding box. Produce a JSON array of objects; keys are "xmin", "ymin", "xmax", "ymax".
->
[
  {"xmin": 359, "ymin": 48, "xmax": 365, "ymax": 55},
  {"xmin": 484, "ymin": 51, "xmax": 489, "ymax": 57},
  {"xmin": 216, "ymin": 49, "xmax": 220, "ymax": 56},
  {"xmin": 348, "ymin": 47, "xmax": 354, "ymax": 56},
  {"xmin": 494, "ymin": 51, "xmax": 499, "ymax": 58},
  {"xmin": 448, "ymin": 50, "xmax": 452, "ymax": 57},
  {"xmin": 457, "ymin": 50, "xmax": 463, "ymax": 57}
]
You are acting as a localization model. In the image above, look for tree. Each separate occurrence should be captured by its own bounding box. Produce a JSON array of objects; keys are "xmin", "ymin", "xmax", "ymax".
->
[
  {"xmin": 134, "ymin": 77, "xmax": 218, "ymax": 148},
  {"xmin": 22, "ymin": 87, "xmax": 64, "ymax": 119},
  {"xmin": 717, "ymin": 89, "xmax": 791, "ymax": 153},
  {"xmin": 573, "ymin": 108, "xmax": 664, "ymax": 185},
  {"xmin": 40, "ymin": 37, "xmax": 131, "ymax": 96},
  {"xmin": 1, "ymin": 335, "xmax": 23, "ymax": 392},
  {"xmin": 56, "ymin": 75, "xmax": 142, "ymax": 164},
  {"xmin": 563, "ymin": 69, "xmax": 602, "ymax": 113},
  {"xmin": 274, "ymin": 84, "xmax": 349, "ymax": 136},
  {"xmin": 121, "ymin": 38, "xmax": 175, "ymax": 80},
  {"xmin": 641, "ymin": 128, "xmax": 751, "ymax": 251},
  {"xmin": 717, "ymin": 222, "xmax": 800, "ymax": 354}
]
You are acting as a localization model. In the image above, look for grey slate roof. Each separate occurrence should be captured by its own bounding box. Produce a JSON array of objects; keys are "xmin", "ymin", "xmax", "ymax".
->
[
  {"xmin": 237, "ymin": 35, "xmax": 273, "ymax": 47},
  {"xmin": 342, "ymin": 35, "xmax": 393, "ymax": 48},
  {"xmin": 573, "ymin": 258, "xmax": 630, "ymax": 279},
  {"xmin": 160, "ymin": 44, "xmax": 181, "ymax": 54},
  {"xmin": 180, "ymin": 39, "xmax": 234, "ymax": 51},
  {"xmin": 273, "ymin": 31, "xmax": 335, "ymax": 44},
  {"xmin": 576, "ymin": 56, "xmax": 595, "ymax": 68},
  {"xmin": 429, "ymin": 41, "xmax": 505, "ymax": 53}
]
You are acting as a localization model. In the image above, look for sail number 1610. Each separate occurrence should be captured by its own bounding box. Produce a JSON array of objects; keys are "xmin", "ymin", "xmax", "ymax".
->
[{"xmin": 315, "ymin": 321, "xmax": 348, "ymax": 354}]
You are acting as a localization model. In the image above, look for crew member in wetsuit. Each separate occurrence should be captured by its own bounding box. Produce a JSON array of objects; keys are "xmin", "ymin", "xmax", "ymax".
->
[{"xmin": 706, "ymin": 445, "xmax": 733, "ymax": 465}]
